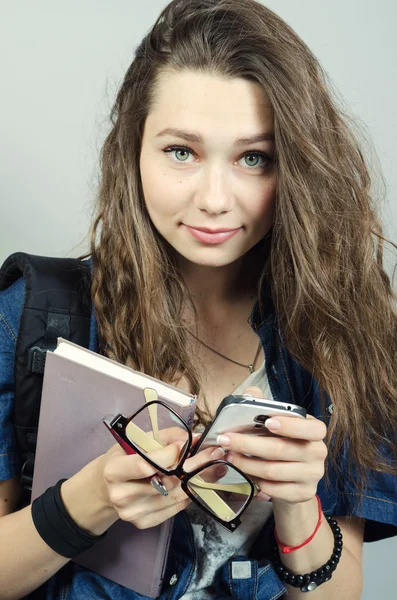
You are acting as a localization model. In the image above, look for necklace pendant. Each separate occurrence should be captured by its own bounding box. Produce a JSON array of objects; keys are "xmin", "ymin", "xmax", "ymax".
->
[{"xmin": 248, "ymin": 364, "xmax": 254, "ymax": 374}]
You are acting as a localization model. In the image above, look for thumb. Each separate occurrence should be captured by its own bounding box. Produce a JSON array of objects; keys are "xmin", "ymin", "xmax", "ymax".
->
[{"xmin": 242, "ymin": 386, "xmax": 265, "ymax": 399}]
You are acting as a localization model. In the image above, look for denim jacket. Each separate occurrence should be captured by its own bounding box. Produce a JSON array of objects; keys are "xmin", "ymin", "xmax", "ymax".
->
[{"xmin": 1, "ymin": 276, "xmax": 397, "ymax": 600}]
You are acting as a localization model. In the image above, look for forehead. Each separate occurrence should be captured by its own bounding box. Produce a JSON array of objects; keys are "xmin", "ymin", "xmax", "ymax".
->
[{"xmin": 145, "ymin": 69, "xmax": 274, "ymax": 136}]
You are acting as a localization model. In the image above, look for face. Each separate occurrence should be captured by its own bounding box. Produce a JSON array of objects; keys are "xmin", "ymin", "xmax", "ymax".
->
[{"xmin": 139, "ymin": 70, "xmax": 277, "ymax": 269}]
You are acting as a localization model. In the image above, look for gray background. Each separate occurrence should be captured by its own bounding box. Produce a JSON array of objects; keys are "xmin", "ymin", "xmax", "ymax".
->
[{"xmin": 0, "ymin": 1, "xmax": 396, "ymax": 597}]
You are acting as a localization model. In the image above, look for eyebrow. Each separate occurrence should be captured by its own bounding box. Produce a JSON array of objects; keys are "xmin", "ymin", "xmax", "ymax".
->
[{"xmin": 155, "ymin": 127, "xmax": 275, "ymax": 145}]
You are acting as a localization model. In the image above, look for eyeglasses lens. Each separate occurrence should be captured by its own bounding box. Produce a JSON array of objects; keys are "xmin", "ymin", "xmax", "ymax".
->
[
  {"xmin": 187, "ymin": 463, "xmax": 252, "ymax": 522},
  {"xmin": 124, "ymin": 403, "xmax": 189, "ymax": 471}
]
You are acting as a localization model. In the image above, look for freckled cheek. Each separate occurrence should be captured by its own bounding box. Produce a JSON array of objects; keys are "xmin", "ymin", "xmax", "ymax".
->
[
  {"xmin": 247, "ymin": 183, "xmax": 277, "ymax": 223},
  {"xmin": 141, "ymin": 172, "xmax": 180, "ymax": 216},
  {"xmin": 141, "ymin": 158, "xmax": 169, "ymax": 202},
  {"xmin": 145, "ymin": 173, "xmax": 192, "ymax": 220},
  {"xmin": 143, "ymin": 185, "xmax": 185, "ymax": 225}
]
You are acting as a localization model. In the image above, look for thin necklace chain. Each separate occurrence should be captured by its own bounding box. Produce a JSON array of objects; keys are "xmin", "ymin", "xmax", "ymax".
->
[{"xmin": 188, "ymin": 330, "xmax": 262, "ymax": 374}]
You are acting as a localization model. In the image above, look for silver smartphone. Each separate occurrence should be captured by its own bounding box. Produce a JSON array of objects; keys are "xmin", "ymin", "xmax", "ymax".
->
[{"xmin": 191, "ymin": 393, "xmax": 307, "ymax": 454}]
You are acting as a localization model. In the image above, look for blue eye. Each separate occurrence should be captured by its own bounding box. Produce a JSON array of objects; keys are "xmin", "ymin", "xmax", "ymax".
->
[
  {"xmin": 162, "ymin": 145, "xmax": 272, "ymax": 170},
  {"xmin": 243, "ymin": 153, "xmax": 267, "ymax": 168},
  {"xmin": 163, "ymin": 146, "xmax": 194, "ymax": 162}
]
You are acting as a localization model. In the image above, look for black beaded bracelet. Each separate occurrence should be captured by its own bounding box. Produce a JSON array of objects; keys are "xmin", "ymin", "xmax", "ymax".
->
[
  {"xmin": 271, "ymin": 514, "xmax": 343, "ymax": 593},
  {"xmin": 31, "ymin": 479, "xmax": 106, "ymax": 558}
]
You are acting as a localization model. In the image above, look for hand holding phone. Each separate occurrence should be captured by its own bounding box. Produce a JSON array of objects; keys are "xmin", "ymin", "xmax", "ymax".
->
[
  {"xmin": 192, "ymin": 394, "xmax": 306, "ymax": 455},
  {"xmin": 191, "ymin": 391, "xmax": 329, "ymax": 508}
]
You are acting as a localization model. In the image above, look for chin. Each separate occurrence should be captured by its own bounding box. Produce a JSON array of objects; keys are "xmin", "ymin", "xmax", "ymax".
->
[
  {"xmin": 167, "ymin": 235, "xmax": 257, "ymax": 268},
  {"xmin": 179, "ymin": 250, "xmax": 246, "ymax": 269}
]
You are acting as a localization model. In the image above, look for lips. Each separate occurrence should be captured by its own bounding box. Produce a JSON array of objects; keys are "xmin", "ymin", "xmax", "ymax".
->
[
  {"xmin": 183, "ymin": 224, "xmax": 241, "ymax": 245},
  {"xmin": 189, "ymin": 226, "xmax": 240, "ymax": 234}
]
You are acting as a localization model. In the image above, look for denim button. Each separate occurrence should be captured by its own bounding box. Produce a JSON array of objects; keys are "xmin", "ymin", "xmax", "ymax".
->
[{"xmin": 169, "ymin": 574, "xmax": 178, "ymax": 586}]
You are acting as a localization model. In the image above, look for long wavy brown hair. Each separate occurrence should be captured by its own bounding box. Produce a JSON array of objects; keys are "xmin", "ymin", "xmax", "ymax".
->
[{"xmin": 88, "ymin": 0, "xmax": 397, "ymax": 496}]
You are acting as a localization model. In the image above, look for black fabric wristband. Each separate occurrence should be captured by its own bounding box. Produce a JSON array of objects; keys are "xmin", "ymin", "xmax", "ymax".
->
[{"xmin": 31, "ymin": 479, "xmax": 106, "ymax": 559}]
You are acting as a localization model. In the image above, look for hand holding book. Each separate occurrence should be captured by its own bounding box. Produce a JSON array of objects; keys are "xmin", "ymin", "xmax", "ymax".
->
[{"xmin": 31, "ymin": 338, "xmax": 198, "ymax": 596}]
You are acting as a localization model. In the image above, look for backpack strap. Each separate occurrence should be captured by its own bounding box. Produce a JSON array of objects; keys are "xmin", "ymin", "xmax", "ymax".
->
[{"xmin": 0, "ymin": 252, "xmax": 91, "ymax": 498}]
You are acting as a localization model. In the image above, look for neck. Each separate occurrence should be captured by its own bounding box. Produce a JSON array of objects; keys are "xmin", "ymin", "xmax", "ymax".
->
[{"xmin": 177, "ymin": 248, "xmax": 262, "ymax": 310}]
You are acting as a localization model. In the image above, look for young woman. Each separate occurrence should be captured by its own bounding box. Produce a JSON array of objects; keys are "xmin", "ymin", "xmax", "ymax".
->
[{"xmin": 0, "ymin": 1, "xmax": 396, "ymax": 598}]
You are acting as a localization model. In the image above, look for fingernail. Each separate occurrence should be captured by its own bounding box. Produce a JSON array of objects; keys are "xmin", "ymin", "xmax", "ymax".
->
[
  {"xmin": 193, "ymin": 433, "xmax": 202, "ymax": 439},
  {"xmin": 211, "ymin": 447, "xmax": 225, "ymax": 460},
  {"xmin": 216, "ymin": 465, "xmax": 228, "ymax": 478},
  {"xmin": 265, "ymin": 418, "xmax": 280, "ymax": 431},
  {"xmin": 217, "ymin": 435, "xmax": 230, "ymax": 447},
  {"xmin": 257, "ymin": 491, "xmax": 272, "ymax": 502}
]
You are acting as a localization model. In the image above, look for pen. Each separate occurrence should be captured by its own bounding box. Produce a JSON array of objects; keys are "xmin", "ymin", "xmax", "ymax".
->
[{"xmin": 103, "ymin": 415, "xmax": 168, "ymax": 496}]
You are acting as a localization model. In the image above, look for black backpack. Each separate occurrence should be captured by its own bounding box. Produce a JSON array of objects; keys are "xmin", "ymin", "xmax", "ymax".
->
[{"xmin": 0, "ymin": 252, "xmax": 92, "ymax": 506}]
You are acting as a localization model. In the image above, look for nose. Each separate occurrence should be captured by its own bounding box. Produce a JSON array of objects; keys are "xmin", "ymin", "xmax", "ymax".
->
[{"xmin": 194, "ymin": 164, "xmax": 234, "ymax": 215}]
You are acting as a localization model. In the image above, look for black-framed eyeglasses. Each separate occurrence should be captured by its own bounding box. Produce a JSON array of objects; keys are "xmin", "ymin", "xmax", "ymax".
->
[{"xmin": 103, "ymin": 392, "xmax": 257, "ymax": 532}]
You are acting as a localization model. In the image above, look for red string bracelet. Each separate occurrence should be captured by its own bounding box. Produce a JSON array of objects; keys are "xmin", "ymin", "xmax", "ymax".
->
[{"xmin": 274, "ymin": 494, "xmax": 324, "ymax": 554}]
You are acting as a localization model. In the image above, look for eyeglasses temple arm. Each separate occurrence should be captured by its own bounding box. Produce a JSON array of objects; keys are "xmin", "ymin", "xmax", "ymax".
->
[
  {"xmin": 188, "ymin": 476, "xmax": 256, "ymax": 496},
  {"xmin": 103, "ymin": 418, "xmax": 140, "ymax": 455},
  {"xmin": 144, "ymin": 388, "xmax": 161, "ymax": 444}
]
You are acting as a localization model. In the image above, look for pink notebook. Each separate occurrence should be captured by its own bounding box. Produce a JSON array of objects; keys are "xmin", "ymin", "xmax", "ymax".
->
[{"xmin": 31, "ymin": 338, "xmax": 196, "ymax": 598}]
